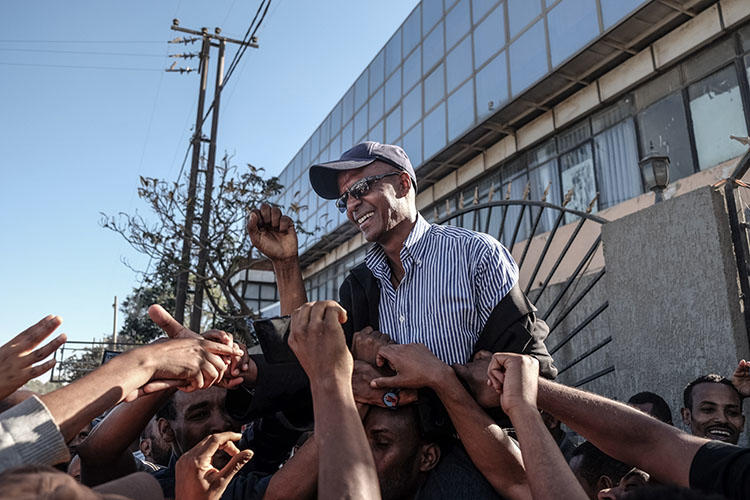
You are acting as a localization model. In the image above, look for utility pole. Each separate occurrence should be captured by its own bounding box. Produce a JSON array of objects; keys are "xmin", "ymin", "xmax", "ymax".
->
[
  {"xmin": 168, "ymin": 20, "xmax": 257, "ymax": 326},
  {"xmin": 111, "ymin": 295, "xmax": 118, "ymax": 349}
]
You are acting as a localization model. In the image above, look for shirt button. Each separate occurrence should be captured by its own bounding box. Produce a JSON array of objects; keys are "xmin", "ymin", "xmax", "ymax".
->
[
  {"xmin": 416, "ymin": 259, "xmax": 422, "ymax": 265},
  {"xmin": 399, "ymin": 315, "xmax": 405, "ymax": 323}
]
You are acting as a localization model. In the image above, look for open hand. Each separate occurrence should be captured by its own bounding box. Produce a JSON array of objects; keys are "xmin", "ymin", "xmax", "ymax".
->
[
  {"xmin": 176, "ymin": 432, "xmax": 253, "ymax": 500},
  {"xmin": 0, "ymin": 315, "xmax": 67, "ymax": 400}
]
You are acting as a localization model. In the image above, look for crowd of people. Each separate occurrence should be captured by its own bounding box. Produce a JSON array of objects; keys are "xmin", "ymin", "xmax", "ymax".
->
[{"xmin": 1, "ymin": 141, "xmax": 749, "ymax": 500}]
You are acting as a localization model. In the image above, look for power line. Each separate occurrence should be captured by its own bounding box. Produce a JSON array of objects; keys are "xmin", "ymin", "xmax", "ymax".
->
[
  {"xmin": 0, "ymin": 61, "xmax": 162, "ymax": 71},
  {"xmin": 0, "ymin": 47, "xmax": 167, "ymax": 57},
  {"xmin": 0, "ymin": 39, "xmax": 165, "ymax": 43}
]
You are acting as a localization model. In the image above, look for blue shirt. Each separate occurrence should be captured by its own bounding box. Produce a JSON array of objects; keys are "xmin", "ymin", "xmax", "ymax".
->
[{"xmin": 365, "ymin": 214, "xmax": 519, "ymax": 365}]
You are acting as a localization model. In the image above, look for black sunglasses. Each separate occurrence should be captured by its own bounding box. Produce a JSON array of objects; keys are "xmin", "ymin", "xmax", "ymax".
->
[{"xmin": 335, "ymin": 172, "xmax": 401, "ymax": 213}]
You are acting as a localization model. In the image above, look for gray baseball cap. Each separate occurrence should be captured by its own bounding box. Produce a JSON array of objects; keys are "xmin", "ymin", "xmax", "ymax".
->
[{"xmin": 309, "ymin": 141, "xmax": 417, "ymax": 199}]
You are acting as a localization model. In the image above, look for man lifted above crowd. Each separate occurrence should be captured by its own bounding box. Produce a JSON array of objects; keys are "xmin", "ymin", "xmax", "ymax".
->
[{"xmin": 247, "ymin": 141, "xmax": 556, "ymax": 384}]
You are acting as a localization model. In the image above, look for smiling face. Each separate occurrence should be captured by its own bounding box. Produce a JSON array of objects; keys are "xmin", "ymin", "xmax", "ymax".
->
[
  {"xmin": 681, "ymin": 382, "xmax": 744, "ymax": 443},
  {"xmin": 336, "ymin": 161, "xmax": 415, "ymax": 248}
]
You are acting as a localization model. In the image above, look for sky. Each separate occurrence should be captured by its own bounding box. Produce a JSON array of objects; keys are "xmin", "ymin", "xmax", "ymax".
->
[{"xmin": 0, "ymin": 0, "xmax": 420, "ymax": 347}]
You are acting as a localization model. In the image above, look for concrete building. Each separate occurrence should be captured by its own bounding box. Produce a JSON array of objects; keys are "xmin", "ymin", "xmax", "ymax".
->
[{"xmin": 239, "ymin": 0, "xmax": 750, "ymax": 430}]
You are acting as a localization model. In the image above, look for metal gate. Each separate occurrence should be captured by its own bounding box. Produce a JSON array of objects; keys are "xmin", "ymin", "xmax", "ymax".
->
[{"xmin": 437, "ymin": 191, "xmax": 610, "ymax": 388}]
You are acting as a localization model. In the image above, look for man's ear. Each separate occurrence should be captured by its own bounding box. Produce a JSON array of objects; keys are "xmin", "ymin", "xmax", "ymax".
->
[
  {"xmin": 139, "ymin": 438, "xmax": 152, "ymax": 457},
  {"xmin": 157, "ymin": 417, "xmax": 175, "ymax": 445},
  {"xmin": 596, "ymin": 475, "xmax": 614, "ymax": 492},
  {"xmin": 396, "ymin": 172, "xmax": 411, "ymax": 197},
  {"xmin": 418, "ymin": 443, "xmax": 441, "ymax": 472},
  {"xmin": 680, "ymin": 407, "xmax": 692, "ymax": 428}
]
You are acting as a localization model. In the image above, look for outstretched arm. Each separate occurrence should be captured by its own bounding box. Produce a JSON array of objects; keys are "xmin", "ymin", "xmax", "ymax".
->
[
  {"xmin": 289, "ymin": 301, "xmax": 380, "ymax": 500},
  {"xmin": 487, "ymin": 353, "xmax": 585, "ymax": 500},
  {"xmin": 535, "ymin": 377, "xmax": 706, "ymax": 486},
  {"xmin": 247, "ymin": 204, "xmax": 307, "ymax": 314},
  {"xmin": 372, "ymin": 343, "xmax": 530, "ymax": 500}
]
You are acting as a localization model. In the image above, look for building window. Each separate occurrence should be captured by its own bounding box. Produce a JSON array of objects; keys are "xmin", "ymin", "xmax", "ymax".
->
[
  {"xmin": 594, "ymin": 119, "xmax": 641, "ymax": 209},
  {"xmin": 547, "ymin": 0, "xmax": 599, "ymax": 67},
  {"xmin": 529, "ymin": 159, "xmax": 561, "ymax": 233},
  {"xmin": 473, "ymin": 5, "xmax": 504, "ymax": 70},
  {"xmin": 424, "ymin": 102, "xmax": 447, "ymax": 159},
  {"xmin": 636, "ymin": 92, "xmax": 695, "ymax": 182},
  {"xmin": 423, "ymin": 20, "xmax": 445, "ymax": 74},
  {"xmin": 445, "ymin": 0, "xmax": 471, "ymax": 51},
  {"xmin": 448, "ymin": 78, "xmax": 475, "ymax": 141},
  {"xmin": 507, "ymin": 0, "xmax": 542, "ymax": 38},
  {"xmin": 425, "ymin": 63, "xmax": 446, "ymax": 111},
  {"xmin": 688, "ymin": 66, "xmax": 749, "ymax": 170},
  {"xmin": 475, "ymin": 52, "xmax": 508, "ymax": 120},
  {"xmin": 560, "ymin": 142, "xmax": 597, "ymax": 222},
  {"xmin": 509, "ymin": 19, "xmax": 547, "ymax": 96}
]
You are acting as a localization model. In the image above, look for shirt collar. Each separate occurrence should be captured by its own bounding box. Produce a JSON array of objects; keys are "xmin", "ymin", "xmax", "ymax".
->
[{"xmin": 365, "ymin": 213, "xmax": 430, "ymax": 273}]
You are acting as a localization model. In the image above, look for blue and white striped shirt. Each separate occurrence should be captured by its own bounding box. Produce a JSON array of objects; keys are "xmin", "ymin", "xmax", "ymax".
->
[{"xmin": 365, "ymin": 214, "xmax": 519, "ymax": 365}]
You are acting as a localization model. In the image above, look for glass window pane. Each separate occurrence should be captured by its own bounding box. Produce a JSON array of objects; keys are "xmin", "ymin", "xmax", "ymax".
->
[
  {"xmin": 548, "ymin": 0, "xmax": 599, "ymax": 67},
  {"xmin": 600, "ymin": 0, "xmax": 645, "ymax": 30},
  {"xmin": 354, "ymin": 71, "xmax": 369, "ymax": 111},
  {"xmin": 474, "ymin": 5, "xmax": 505, "ymax": 69},
  {"xmin": 636, "ymin": 92, "xmax": 695, "ymax": 182},
  {"xmin": 342, "ymin": 120, "xmax": 353, "ymax": 152},
  {"xmin": 688, "ymin": 66, "xmax": 749, "ymax": 171},
  {"xmin": 557, "ymin": 120, "xmax": 591, "ymax": 153},
  {"xmin": 342, "ymin": 88, "xmax": 354, "ymax": 124},
  {"xmin": 476, "ymin": 52, "xmax": 508, "ymax": 119},
  {"xmin": 424, "ymin": 102, "xmax": 446, "ymax": 159},
  {"xmin": 402, "ymin": 121, "xmax": 423, "ymax": 167},
  {"xmin": 425, "ymin": 63, "xmax": 445, "ymax": 112},
  {"xmin": 354, "ymin": 104, "xmax": 368, "ymax": 143},
  {"xmin": 473, "ymin": 0, "xmax": 500, "ymax": 25},
  {"xmin": 404, "ymin": 5, "xmax": 422, "ymax": 56},
  {"xmin": 527, "ymin": 139, "xmax": 557, "ymax": 168},
  {"xmin": 448, "ymin": 78, "xmax": 475, "ymax": 141},
  {"xmin": 370, "ymin": 49, "xmax": 385, "ymax": 93},
  {"xmin": 369, "ymin": 86, "xmax": 384, "ymax": 128},
  {"xmin": 330, "ymin": 133, "xmax": 342, "ymax": 161},
  {"xmin": 560, "ymin": 142, "xmax": 597, "ymax": 222},
  {"xmin": 385, "ymin": 67, "xmax": 402, "ymax": 113},
  {"xmin": 369, "ymin": 120, "xmax": 384, "ymax": 144},
  {"xmin": 446, "ymin": 36, "xmax": 473, "ymax": 93},
  {"xmin": 386, "ymin": 105, "xmax": 402, "ymax": 144},
  {"xmin": 501, "ymin": 171, "xmax": 531, "ymax": 244},
  {"xmin": 508, "ymin": 0, "xmax": 542, "ymax": 38},
  {"xmin": 320, "ymin": 116, "xmax": 330, "ymax": 149},
  {"xmin": 509, "ymin": 20, "xmax": 547, "ymax": 95},
  {"xmin": 311, "ymin": 128, "xmax": 320, "ymax": 158},
  {"xmin": 302, "ymin": 140, "xmax": 311, "ymax": 167},
  {"xmin": 403, "ymin": 82, "xmax": 423, "ymax": 130},
  {"xmin": 244, "ymin": 283, "xmax": 260, "ymax": 300},
  {"xmin": 403, "ymin": 45, "xmax": 422, "ymax": 94},
  {"xmin": 446, "ymin": 0, "xmax": 471, "ymax": 51},
  {"xmin": 423, "ymin": 20, "xmax": 445, "ymax": 74},
  {"xmin": 260, "ymin": 284, "xmax": 276, "ymax": 300},
  {"xmin": 592, "ymin": 96, "xmax": 635, "ymax": 134},
  {"xmin": 529, "ymin": 159, "xmax": 561, "ymax": 233},
  {"xmin": 386, "ymin": 29, "xmax": 403, "ymax": 77},
  {"xmin": 423, "ymin": 0, "xmax": 444, "ymax": 35},
  {"xmin": 594, "ymin": 119, "xmax": 641, "ymax": 209},
  {"xmin": 331, "ymin": 101, "xmax": 342, "ymax": 135}
]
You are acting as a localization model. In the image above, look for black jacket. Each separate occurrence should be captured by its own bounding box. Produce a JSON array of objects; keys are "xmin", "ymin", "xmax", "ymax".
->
[{"xmin": 339, "ymin": 262, "xmax": 557, "ymax": 378}]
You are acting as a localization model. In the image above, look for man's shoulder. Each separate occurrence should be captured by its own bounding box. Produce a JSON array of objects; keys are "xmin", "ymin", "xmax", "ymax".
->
[{"xmin": 425, "ymin": 224, "xmax": 506, "ymax": 254}]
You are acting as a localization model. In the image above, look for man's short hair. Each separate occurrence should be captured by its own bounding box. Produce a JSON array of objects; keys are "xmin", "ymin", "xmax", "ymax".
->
[
  {"xmin": 570, "ymin": 441, "xmax": 632, "ymax": 488},
  {"xmin": 628, "ymin": 391, "xmax": 673, "ymax": 424},
  {"xmin": 683, "ymin": 374, "xmax": 740, "ymax": 409},
  {"xmin": 155, "ymin": 395, "xmax": 177, "ymax": 422}
]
